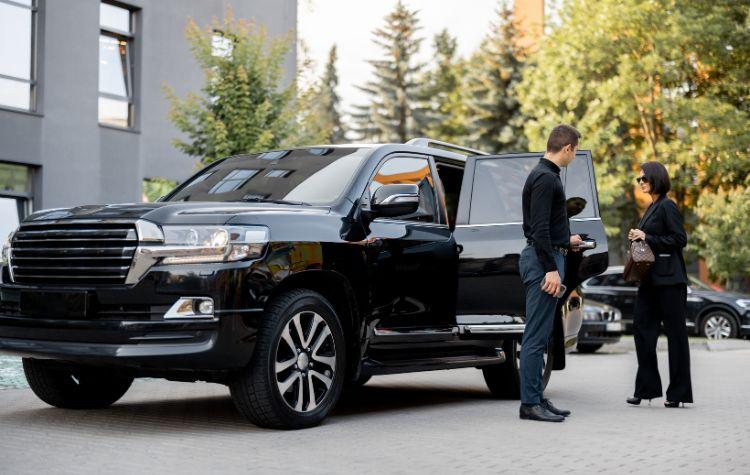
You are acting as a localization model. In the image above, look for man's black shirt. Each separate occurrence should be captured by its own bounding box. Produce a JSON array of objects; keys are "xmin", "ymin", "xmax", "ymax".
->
[{"xmin": 522, "ymin": 158, "xmax": 571, "ymax": 272}]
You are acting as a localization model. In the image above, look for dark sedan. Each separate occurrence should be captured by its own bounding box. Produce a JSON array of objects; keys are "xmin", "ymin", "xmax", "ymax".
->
[{"xmin": 581, "ymin": 266, "xmax": 750, "ymax": 340}]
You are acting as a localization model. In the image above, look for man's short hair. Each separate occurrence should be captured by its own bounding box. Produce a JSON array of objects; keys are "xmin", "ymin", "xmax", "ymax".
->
[
  {"xmin": 546, "ymin": 124, "xmax": 581, "ymax": 153},
  {"xmin": 641, "ymin": 161, "xmax": 671, "ymax": 196}
]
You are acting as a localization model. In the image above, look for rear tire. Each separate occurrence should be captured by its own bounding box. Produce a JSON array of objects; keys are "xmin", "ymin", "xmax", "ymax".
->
[
  {"xmin": 22, "ymin": 358, "xmax": 133, "ymax": 409},
  {"xmin": 229, "ymin": 289, "xmax": 345, "ymax": 430},
  {"xmin": 483, "ymin": 338, "xmax": 554, "ymax": 399},
  {"xmin": 576, "ymin": 343, "xmax": 603, "ymax": 353}
]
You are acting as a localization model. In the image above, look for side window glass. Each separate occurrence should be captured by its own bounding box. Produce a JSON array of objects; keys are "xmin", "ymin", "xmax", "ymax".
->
[
  {"xmin": 564, "ymin": 157, "xmax": 596, "ymax": 218},
  {"xmin": 370, "ymin": 156, "xmax": 437, "ymax": 223},
  {"xmin": 469, "ymin": 157, "xmax": 538, "ymax": 224}
]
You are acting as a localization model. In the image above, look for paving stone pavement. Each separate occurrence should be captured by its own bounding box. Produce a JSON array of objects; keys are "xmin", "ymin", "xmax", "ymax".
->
[{"xmin": 0, "ymin": 346, "xmax": 747, "ymax": 474}]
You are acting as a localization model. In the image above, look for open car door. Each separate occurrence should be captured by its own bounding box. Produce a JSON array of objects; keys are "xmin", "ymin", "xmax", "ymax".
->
[{"xmin": 452, "ymin": 151, "xmax": 609, "ymax": 367}]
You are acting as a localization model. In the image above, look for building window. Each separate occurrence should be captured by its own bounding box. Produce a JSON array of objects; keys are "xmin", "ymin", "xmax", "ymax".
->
[
  {"xmin": 0, "ymin": 163, "xmax": 34, "ymax": 240},
  {"xmin": 0, "ymin": 0, "xmax": 38, "ymax": 111},
  {"xmin": 99, "ymin": 2, "xmax": 134, "ymax": 128}
]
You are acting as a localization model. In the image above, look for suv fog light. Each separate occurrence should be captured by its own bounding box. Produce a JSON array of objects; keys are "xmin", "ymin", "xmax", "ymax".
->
[
  {"xmin": 197, "ymin": 299, "xmax": 214, "ymax": 315},
  {"xmin": 164, "ymin": 297, "xmax": 215, "ymax": 319}
]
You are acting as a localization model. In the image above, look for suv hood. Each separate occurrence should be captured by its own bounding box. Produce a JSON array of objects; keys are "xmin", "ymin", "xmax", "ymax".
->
[{"xmin": 24, "ymin": 202, "xmax": 331, "ymax": 226}]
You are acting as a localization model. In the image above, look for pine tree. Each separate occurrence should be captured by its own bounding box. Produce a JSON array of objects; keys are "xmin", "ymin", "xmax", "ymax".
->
[
  {"xmin": 352, "ymin": 0, "xmax": 424, "ymax": 143},
  {"xmin": 418, "ymin": 29, "xmax": 469, "ymax": 143},
  {"xmin": 465, "ymin": 4, "xmax": 527, "ymax": 153}
]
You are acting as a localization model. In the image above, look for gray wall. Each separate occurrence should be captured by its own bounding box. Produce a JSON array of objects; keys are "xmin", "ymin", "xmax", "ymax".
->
[{"xmin": 0, "ymin": 0, "xmax": 297, "ymax": 209}]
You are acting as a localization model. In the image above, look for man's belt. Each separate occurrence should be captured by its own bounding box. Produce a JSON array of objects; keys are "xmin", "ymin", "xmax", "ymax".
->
[{"xmin": 527, "ymin": 240, "xmax": 569, "ymax": 256}]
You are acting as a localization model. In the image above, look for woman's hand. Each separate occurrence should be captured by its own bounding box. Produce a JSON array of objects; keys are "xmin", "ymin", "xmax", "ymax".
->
[{"xmin": 628, "ymin": 229, "xmax": 646, "ymax": 241}]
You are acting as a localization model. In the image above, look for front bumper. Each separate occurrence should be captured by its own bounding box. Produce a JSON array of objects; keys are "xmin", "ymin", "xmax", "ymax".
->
[
  {"xmin": 577, "ymin": 320, "xmax": 622, "ymax": 345},
  {"xmin": 0, "ymin": 265, "xmax": 266, "ymax": 371},
  {"xmin": 741, "ymin": 310, "xmax": 750, "ymax": 337}
]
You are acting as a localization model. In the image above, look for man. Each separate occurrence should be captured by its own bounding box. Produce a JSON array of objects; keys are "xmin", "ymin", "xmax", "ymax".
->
[{"xmin": 518, "ymin": 124, "xmax": 584, "ymax": 422}]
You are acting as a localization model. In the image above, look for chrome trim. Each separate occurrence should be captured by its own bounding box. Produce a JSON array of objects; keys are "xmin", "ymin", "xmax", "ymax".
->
[
  {"xmin": 460, "ymin": 323, "xmax": 526, "ymax": 334},
  {"xmin": 164, "ymin": 297, "xmax": 215, "ymax": 320},
  {"xmin": 686, "ymin": 322, "xmax": 696, "ymax": 328},
  {"xmin": 455, "ymin": 217, "xmax": 602, "ymax": 228},
  {"xmin": 741, "ymin": 325, "xmax": 750, "ymax": 330},
  {"xmin": 135, "ymin": 220, "xmax": 164, "ymax": 242},
  {"xmin": 378, "ymin": 193, "xmax": 419, "ymax": 205},
  {"xmin": 6, "ymin": 231, "xmax": 15, "ymax": 283},
  {"xmin": 373, "ymin": 327, "xmax": 456, "ymax": 337}
]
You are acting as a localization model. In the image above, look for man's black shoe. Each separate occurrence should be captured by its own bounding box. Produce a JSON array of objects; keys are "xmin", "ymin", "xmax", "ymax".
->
[
  {"xmin": 519, "ymin": 404, "xmax": 565, "ymax": 422},
  {"xmin": 541, "ymin": 398, "xmax": 571, "ymax": 417}
]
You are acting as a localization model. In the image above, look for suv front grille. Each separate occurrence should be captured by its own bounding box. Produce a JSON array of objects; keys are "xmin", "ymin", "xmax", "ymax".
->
[{"xmin": 10, "ymin": 222, "xmax": 137, "ymax": 285}]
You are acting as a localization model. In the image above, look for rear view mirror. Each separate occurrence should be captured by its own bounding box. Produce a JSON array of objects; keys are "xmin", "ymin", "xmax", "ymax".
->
[
  {"xmin": 566, "ymin": 197, "xmax": 587, "ymax": 218},
  {"xmin": 371, "ymin": 184, "xmax": 420, "ymax": 217}
]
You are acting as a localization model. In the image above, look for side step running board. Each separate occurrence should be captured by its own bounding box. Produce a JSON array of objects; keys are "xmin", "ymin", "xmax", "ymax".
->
[
  {"xmin": 459, "ymin": 323, "xmax": 525, "ymax": 335},
  {"xmin": 363, "ymin": 350, "xmax": 505, "ymax": 376}
]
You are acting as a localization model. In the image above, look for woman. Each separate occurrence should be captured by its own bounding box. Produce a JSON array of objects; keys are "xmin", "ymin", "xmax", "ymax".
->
[{"xmin": 626, "ymin": 161, "xmax": 693, "ymax": 408}]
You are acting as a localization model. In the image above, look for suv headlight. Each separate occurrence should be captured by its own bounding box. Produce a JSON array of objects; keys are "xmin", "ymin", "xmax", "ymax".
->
[
  {"xmin": 736, "ymin": 299, "xmax": 750, "ymax": 309},
  {"xmin": 141, "ymin": 225, "xmax": 269, "ymax": 265}
]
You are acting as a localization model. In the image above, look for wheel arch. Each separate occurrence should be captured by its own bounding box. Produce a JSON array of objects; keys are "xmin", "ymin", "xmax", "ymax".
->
[
  {"xmin": 696, "ymin": 304, "xmax": 740, "ymax": 335},
  {"xmin": 268, "ymin": 269, "xmax": 364, "ymax": 381}
]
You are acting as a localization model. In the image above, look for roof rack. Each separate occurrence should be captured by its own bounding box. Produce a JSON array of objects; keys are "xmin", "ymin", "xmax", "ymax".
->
[{"xmin": 406, "ymin": 138, "xmax": 490, "ymax": 156}]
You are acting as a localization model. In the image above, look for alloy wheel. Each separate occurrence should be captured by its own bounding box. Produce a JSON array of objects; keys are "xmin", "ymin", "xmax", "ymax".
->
[
  {"xmin": 703, "ymin": 314, "xmax": 732, "ymax": 340},
  {"xmin": 274, "ymin": 310, "xmax": 337, "ymax": 413}
]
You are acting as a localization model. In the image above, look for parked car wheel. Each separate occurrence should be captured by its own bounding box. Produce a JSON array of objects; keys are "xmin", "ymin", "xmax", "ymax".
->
[
  {"xmin": 700, "ymin": 310, "xmax": 738, "ymax": 340},
  {"xmin": 576, "ymin": 343, "xmax": 603, "ymax": 353},
  {"xmin": 22, "ymin": 358, "xmax": 133, "ymax": 409},
  {"xmin": 483, "ymin": 338, "xmax": 553, "ymax": 399},
  {"xmin": 229, "ymin": 289, "xmax": 345, "ymax": 430}
]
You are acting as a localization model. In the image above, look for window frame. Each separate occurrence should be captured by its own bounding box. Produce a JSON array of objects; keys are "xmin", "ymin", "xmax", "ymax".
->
[
  {"xmin": 98, "ymin": 1, "xmax": 136, "ymax": 129},
  {"xmin": 0, "ymin": 0, "xmax": 39, "ymax": 113}
]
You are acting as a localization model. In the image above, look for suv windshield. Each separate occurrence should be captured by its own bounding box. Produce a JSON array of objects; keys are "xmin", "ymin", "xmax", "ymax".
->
[{"xmin": 165, "ymin": 147, "xmax": 371, "ymax": 205}]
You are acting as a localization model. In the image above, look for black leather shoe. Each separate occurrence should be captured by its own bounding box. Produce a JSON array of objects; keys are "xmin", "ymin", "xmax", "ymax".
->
[
  {"xmin": 519, "ymin": 404, "xmax": 565, "ymax": 422},
  {"xmin": 541, "ymin": 398, "xmax": 571, "ymax": 417}
]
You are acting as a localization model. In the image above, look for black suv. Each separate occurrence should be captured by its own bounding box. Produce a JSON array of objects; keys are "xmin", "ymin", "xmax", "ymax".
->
[{"xmin": 0, "ymin": 139, "xmax": 608, "ymax": 429}]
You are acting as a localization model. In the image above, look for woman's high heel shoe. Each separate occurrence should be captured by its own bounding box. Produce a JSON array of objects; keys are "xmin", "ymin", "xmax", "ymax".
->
[
  {"xmin": 664, "ymin": 401, "xmax": 685, "ymax": 408},
  {"xmin": 626, "ymin": 397, "xmax": 651, "ymax": 406}
]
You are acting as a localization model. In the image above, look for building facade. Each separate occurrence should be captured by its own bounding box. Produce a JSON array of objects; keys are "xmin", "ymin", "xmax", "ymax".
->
[{"xmin": 0, "ymin": 0, "xmax": 297, "ymax": 240}]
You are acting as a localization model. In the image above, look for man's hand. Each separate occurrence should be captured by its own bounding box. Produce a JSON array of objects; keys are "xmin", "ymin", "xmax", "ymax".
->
[
  {"xmin": 570, "ymin": 234, "xmax": 584, "ymax": 252},
  {"xmin": 542, "ymin": 270, "xmax": 561, "ymax": 296}
]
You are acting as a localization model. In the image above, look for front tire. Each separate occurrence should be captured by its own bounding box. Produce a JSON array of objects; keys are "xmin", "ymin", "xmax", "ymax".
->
[
  {"xmin": 576, "ymin": 343, "xmax": 603, "ymax": 353},
  {"xmin": 229, "ymin": 289, "xmax": 345, "ymax": 430},
  {"xmin": 700, "ymin": 311, "xmax": 738, "ymax": 340},
  {"xmin": 22, "ymin": 358, "xmax": 133, "ymax": 409}
]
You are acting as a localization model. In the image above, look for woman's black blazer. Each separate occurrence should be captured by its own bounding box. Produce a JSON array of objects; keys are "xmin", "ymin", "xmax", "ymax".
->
[{"xmin": 638, "ymin": 196, "xmax": 689, "ymax": 286}]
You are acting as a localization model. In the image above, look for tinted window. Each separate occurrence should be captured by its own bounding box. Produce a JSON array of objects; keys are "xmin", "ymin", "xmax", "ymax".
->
[
  {"xmin": 563, "ymin": 156, "xmax": 596, "ymax": 218},
  {"xmin": 469, "ymin": 157, "xmax": 538, "ymax": 224},
  {"xmin": 370, "ymin": 156, "xmax": 437, "ymax": 223},
  {"xmin": 166, "ymin": 148, "xmax": 370, "ymax": 205}
]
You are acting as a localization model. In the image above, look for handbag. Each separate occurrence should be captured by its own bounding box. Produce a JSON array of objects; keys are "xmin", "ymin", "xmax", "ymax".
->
[{"xmin": 623, "ymin": 239, "xmax": 655, "ymax": 283}]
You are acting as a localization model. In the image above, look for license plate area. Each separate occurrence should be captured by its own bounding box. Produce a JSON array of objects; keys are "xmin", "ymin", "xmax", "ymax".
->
[{"xmin": 20, "ymin": 291, "xmax": 89, "ymax": 318}]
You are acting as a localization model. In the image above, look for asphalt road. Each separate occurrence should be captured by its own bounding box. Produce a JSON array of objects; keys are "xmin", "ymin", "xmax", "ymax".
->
[{"xmin": 0, "ymin": 342, "xmax": 748, "ymax": 474}]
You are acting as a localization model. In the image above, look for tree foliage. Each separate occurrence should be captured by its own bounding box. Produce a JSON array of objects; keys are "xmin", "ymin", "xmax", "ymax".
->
[
  {"xmin": 465, "ymin": 5, "xmax": 527, "ymax": 153},
  {"xmin": 517, "ymin": 0, "xmax": 750, "ymax": 267},
  {"xmin": 352, "ymin": 0, "xmax": 425, "ymax": 142},
  {"xmin": 164, "ymin": 8, "xmax": 296, "ymax": 166},
  {"xmin": 417, "ymin": 29, "xmax": 469, "ymax": 143},
  {"xmin": 288, "ymin": 45, "xmax": 346, "ymax": 146}
]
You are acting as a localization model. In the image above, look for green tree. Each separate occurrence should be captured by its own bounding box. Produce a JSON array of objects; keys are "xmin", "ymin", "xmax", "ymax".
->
[
  {"xmin": 288, "ymin": 45, "xmax": 346, "ymax": 145},
  {"xmin": 465, "ymin": 4, "xmax": 527, "ymax": 153},
  {"xmin": 517, "ymin": 0, "xmax": 750, "ymax": 266},
  {"xmin": 418, "ymin": 29, "xmax": 470, "ymax": 143},
  {"xmin": 142, "ymin": 178, "xmax": 177, "ymax": 203},
  {"xmin": 164, "ymin": 8, "xmax": 295, "ymax": 166},
  {"xmin": 352, "ymin": 0, "xmax": 424, "ymax": 142}
]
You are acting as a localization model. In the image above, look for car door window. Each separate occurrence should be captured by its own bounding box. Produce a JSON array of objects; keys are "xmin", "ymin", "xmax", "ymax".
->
[
  {"xmin": 370, "ymin": 156, "xmax": 437, "ymax": 223},
  {"xmin": 563, "ymin": 157, "xmax": 596, "ymax": 218},
  {"xmin": 468, "ymin": 157, "xmax": 539, "ymax": 224}
]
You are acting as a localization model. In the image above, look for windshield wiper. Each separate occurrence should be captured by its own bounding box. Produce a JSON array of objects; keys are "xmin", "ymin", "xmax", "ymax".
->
[{"xmin": 237, "ymin": 197, "xmax": 311, "ymax": 206}]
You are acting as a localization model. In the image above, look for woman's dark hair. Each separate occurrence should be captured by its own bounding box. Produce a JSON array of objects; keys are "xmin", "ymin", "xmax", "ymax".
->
[{"xmin": 641, "ymin": 161, "xmax": 671, "ymax": 196}]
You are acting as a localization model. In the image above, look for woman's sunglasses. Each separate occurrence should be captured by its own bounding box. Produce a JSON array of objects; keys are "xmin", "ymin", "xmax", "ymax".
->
[{"xmin": 636, "ymin": 176, "xmax": 649, "ymax": 184}]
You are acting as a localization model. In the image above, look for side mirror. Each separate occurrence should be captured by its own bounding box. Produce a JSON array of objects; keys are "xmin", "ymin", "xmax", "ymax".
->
[
  {"xmin": 566, "ymin": 197, "xmax": 587, "ymax": 218},
  {"xmin": 371, "ymin": 184, "xmax": 420, "ymax": 218}
]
